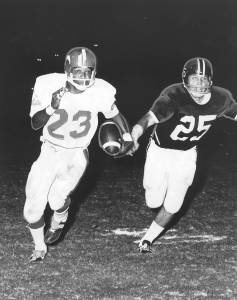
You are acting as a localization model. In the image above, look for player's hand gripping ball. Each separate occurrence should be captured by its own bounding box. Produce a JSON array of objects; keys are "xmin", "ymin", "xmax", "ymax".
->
[
  {"xmin": 98, "ymin": 121, "xmax": 123, "ymax": 156},
  {"xmin": 51, "ymin": 86, "xmax": 68, "ymax": 109},
  {"xmin": 98, "ymin": 121, "xmax": 134, "ymax": 158}
]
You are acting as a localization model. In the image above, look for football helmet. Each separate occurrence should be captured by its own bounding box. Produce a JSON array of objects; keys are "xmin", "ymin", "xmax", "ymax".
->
[
  {"xmin": 182, "ymin": 57, "xmax": 213, "ymax": 103},
  {"xmin": 64, "ymin": 47, "xmax": 97, "ymax": 91}
]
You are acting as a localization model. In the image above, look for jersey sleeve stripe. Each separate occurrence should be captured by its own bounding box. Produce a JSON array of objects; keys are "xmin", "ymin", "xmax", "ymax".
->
[{"xmin": 148, "ymin": 110, "xmax": 159, "ymax": 124}]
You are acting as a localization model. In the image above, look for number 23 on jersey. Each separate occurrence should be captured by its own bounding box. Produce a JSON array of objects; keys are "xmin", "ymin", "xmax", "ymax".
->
[{"xmin": 47, "ymin": 109, "xmax": 92, "ymax": 140}]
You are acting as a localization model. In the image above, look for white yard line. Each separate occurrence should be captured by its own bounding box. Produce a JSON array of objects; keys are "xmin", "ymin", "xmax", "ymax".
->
[{"xmin": 101, "ymin": 227, "xmax": 227, "ymax": 244}]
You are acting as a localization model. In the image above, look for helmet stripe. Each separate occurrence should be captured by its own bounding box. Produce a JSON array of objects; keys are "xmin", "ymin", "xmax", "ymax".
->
[
  {"xmin": 202, "ymin": 58, "xmax": 205, "ymax": 75},
  {"xmin": 77, "ymin": 54, "xmax": 81, "ymax": 66},
  {"xmin": 197, "ymin": 58, "xmax": 206, "ymax": 75},
  {"xmin": 82, "ymin": 48, "xmax": 86, "ymax": 66},
  {"xmin": 76, "ymin": 49, "xmax": 86, "ymax": 67},
  {"xmin": 197, "ymin": 58, "xmax": 201, "ymax": 74}
]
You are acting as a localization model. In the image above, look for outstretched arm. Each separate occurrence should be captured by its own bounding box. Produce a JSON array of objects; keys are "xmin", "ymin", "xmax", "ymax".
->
[
  {"xmin": 131, "ymin": 111, "xmax": 158, "ymax": 153},
  {"xmin": 110, "ymin": 112, "xmax": 134, "ymax": 157},
  {"xmin": 111, "ymin": 112, "xmax": 132, "ymax": 139}
]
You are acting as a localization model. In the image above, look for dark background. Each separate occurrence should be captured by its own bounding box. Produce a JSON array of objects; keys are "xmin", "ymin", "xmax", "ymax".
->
[{"xmin": 0, "ymin": 0, "xmax": 237, "ymax": 163}]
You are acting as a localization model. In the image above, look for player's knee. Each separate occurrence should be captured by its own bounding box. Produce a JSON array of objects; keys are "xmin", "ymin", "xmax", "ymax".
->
[
  {"xmin": 164, "ymin": 184, "xmax": 189, "ymax": 214},
  {"xmin": 55, "ymin": 196, "xmax": 71, "ymax": 213},
  {"xmin": 23, "ymin": 206, "xmax": 43, "ymax": 224},
  {"xmin": 28, "ymin": 216, "xmax": 45, "ymax": 229},
  {"xmin": 23, "ymin": 197, "xmax": 45, "ymax": 223},
  {"xmin": 48, "ymin": 200, "xmax": 60, "ymax": 211},
  {"xmin": 48, "ymin": 195, "xmax": 65, "ymax": 211},
  {"xmin": 145, "ymin": 189, "xmax": 164, "ymax": 209},
  {"xmin": 164, "ymin": 200, "xmax": 183, "ymax": 214}
]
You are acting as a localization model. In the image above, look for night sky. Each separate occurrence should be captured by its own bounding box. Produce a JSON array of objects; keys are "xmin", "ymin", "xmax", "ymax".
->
[{"xmin": 0, "ymin": 0, "xmax": 237, "ymax": 160}]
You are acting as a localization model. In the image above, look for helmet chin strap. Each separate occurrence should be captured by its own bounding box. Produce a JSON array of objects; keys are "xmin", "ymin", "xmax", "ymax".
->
[
  {"xmin": 190, "ymin": 92, "xmax": 211, "ymax": 105},
  {"xmin": 67, "ymin": 77, "xmax": 95, "ymax": 91},
  {"xmin": 66, "ymin": 70, "xmax": 96, "ymax": 91},
  {"xmin": 184, "ymin": 83, "xmax": 211, "ymax": 105}
]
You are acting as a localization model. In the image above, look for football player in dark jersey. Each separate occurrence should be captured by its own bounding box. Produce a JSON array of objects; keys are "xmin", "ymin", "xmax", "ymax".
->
[{"xmin": 130, "ymin": 57, "xmax": 237, "ymax": 253}]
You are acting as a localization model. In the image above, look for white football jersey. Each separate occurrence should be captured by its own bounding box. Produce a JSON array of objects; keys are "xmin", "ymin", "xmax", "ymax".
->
[{"xmin": 30, "ymin": 73, "xmax": 119, "ymax": 148}]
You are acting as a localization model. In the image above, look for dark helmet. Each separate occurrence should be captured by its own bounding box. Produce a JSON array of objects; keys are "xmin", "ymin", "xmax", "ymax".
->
[{"xmin": 182, "ymin": 57, "xmax": 213, "ymax": 96}]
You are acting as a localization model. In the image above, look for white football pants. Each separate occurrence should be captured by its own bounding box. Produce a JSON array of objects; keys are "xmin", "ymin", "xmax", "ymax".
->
[
  {"xmin": 24, "ymin": 141, "xmax": 88, "ymax": 224},
  {"xmin": 143, "ymin": 140, "xmax": 197, "ymax": 214}
]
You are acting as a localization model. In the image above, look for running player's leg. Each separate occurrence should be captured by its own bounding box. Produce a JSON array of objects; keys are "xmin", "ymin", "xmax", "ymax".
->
[
  {"xmin": 139, "ymin": 147, "xmax": 197, "ymax": 253},
  {"xmin": 24, "ymin": 142, "xmax": 58, "ymax": 261},
  {"xmin": 45, "ymin": 148, "xmax": 88, "ymax": 244},
  {"xmin": 139, "ymin": 142, "xmax": 169, "ymax": 252}
]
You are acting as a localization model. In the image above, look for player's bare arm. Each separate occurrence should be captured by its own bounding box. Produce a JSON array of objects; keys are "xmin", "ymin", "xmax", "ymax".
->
[
  {"xmin": 131, "ymin": 111, "xmax": 158, "ymax": 152},
  {"xmin": 31, "ymin": 87, "xmax": 68, "ymax": 130},
  {"xmin": 111, "ymin": 112, "xmax": 132, "ymax": 138},
  {"xmin": 31, "ymin": 109, "xmax": 51, "ymax": 130},
  {"xmin": 110, "ymin": 112, "xmax": 134, "ymax": 157}
]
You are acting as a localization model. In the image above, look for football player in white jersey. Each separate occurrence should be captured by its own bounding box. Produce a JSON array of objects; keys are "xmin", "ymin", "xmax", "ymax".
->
[
  {"xmin": 129, "ymin": 57, "xmax": 237, "ymax": 253},
  {"xmin": 24, "ymin": 47, "xmax": 133, "ymax": 262}
]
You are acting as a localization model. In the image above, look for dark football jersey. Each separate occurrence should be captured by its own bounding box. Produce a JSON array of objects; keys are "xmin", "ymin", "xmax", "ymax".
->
[{"xmin": 150, "ymin": 83, "xmax": 237, "ymax": 150}]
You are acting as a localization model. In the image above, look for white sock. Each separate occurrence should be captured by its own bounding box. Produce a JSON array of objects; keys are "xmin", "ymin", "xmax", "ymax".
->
[
  {"xmin": 29, "ymin": 226, "xmax": 47, "ymax": 251},
  {"xmin": 52, "ymin": 210, "xmax": 68, "ymax": 224},
  {"xmin": 141, "ymin": 221, "xmax": 164, "ymax": 244}
]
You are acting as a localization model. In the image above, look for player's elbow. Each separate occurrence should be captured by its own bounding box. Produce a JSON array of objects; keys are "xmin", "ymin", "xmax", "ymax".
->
[
  {"xmin": 111, "ymin": 112, "xmax": 130, "ymax": 133},
  {"xmin": 110, "ymin": 111, "xmax": 121, "ymax": 123},
  {"xmin": 31, "ymin": 118, "xmax": 42, "ymax": 130}
]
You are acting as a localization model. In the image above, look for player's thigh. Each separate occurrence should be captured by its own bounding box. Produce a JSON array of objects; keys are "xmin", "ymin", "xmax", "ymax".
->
[
  {"xmin": 25, "ymin": 143, "xmax": 57, "ymax": 199},
  {"xmin": 171, "ymin": 147, "xmax": 197, "ymax": 187},
  {"xmin": 24, "ymin": 144, "xmax": 57, "ymax": 221},
  {"xmin": 143, "ymin": 141, "xmax": 170, "ymax": 208},
  {"xmin": 48, "ymin": 149, "xmax": 88, "ymax": 210},
  {"xmin": 164, "ymin": 160, "xmax": 196, "ymax": 214},
  {"xmin": 143, "ymin": 141, "xmax": 168, "ymax": 190},
  {"xmin": 145, "ymin": 181, "xmax": 167, "ymax": 208}
]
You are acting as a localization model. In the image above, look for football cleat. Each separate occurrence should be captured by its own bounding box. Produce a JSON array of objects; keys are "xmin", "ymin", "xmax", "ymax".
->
[
  {"xmin": 29, "ymin": 249, "xmax": 47, "ymax": 263},
  {"xmin": 44, "ymin": 220, "xmax": 66, "ymax": 245},
  {"xmin": 138, "ymin": 240, "xmax": 152, "ymax": 253}
]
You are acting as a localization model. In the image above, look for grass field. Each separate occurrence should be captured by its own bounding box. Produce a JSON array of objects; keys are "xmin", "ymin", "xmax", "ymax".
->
[{"xmin": 0, "ymin": 138, "xmax": 236, "ymax": 300}]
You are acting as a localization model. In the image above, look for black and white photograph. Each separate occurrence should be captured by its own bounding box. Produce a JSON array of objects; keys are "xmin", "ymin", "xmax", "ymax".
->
[{"xmin": 0, "ymin": 0, "xmax": 236, "ymax": 299}]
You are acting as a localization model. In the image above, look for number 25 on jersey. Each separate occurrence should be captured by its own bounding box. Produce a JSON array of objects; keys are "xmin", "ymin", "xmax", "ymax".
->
[{"xmin": 170, "ymin": 115, "xmax": 216, "ymax": 141}]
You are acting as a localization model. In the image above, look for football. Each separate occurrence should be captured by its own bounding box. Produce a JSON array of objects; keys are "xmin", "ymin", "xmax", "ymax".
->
[{"xmin": 98, "ymin": 121, "xmax": 123, "ymax": 156}]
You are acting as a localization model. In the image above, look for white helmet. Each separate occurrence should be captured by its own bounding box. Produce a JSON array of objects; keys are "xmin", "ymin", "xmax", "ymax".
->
[{"xmin": 64, "ymin": 47, "xmax": 97, "ymax": 91}]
